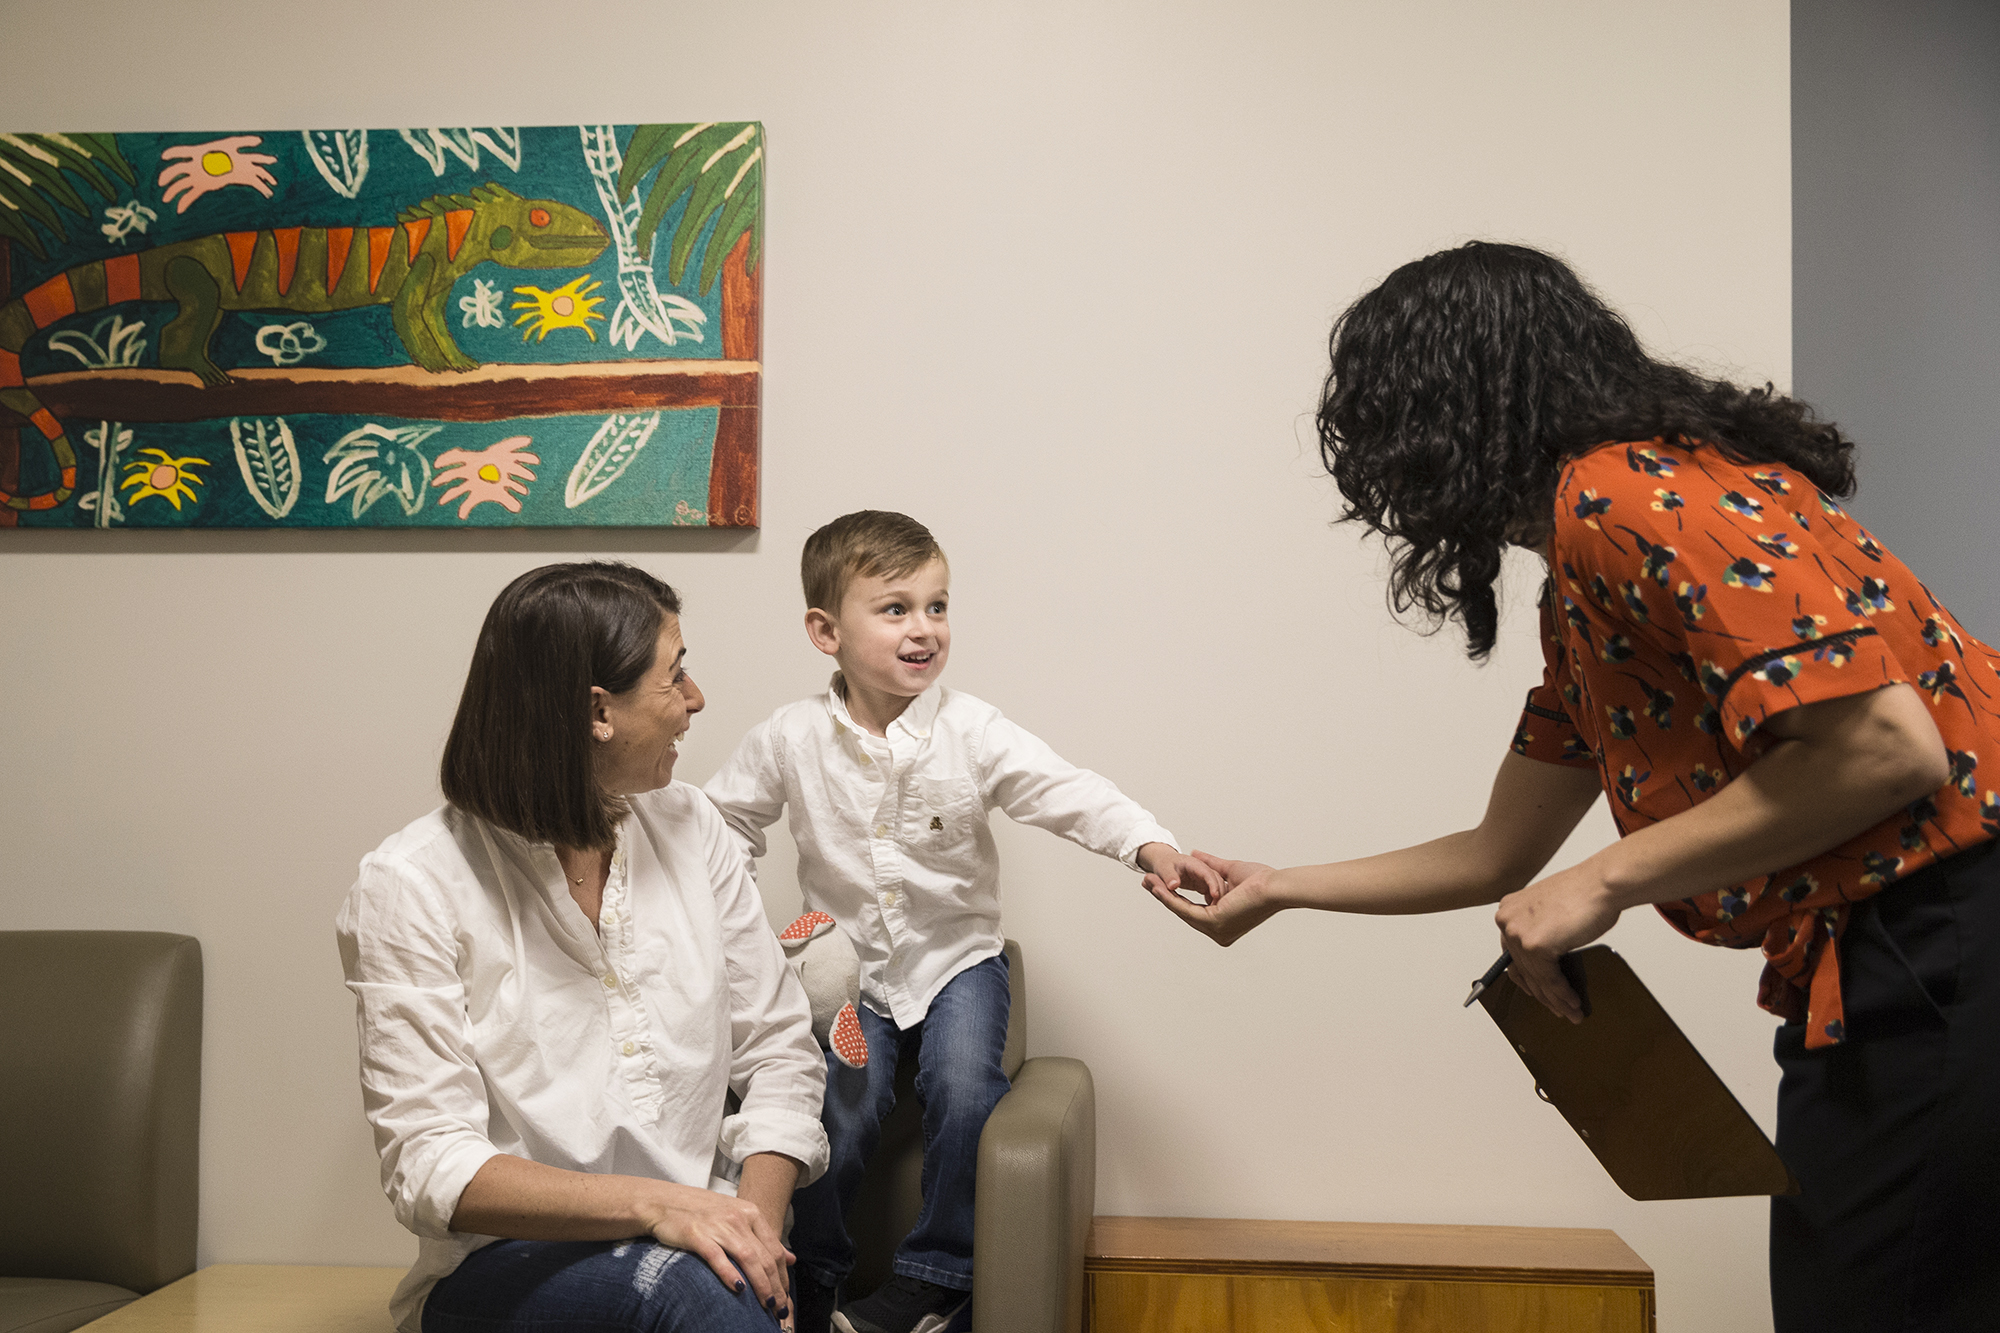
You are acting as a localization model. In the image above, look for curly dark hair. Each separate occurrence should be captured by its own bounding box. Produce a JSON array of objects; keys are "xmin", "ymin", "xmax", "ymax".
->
[{"xmin": 1317, "ymin": 241, "xmax": 1855, "ymax": 659}]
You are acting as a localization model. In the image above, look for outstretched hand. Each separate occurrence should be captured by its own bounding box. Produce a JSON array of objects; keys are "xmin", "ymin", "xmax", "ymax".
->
[
  {"xmin": 1492, "ymin": 859, "xmax": 1623, "ymax": 1023},
  {"xmin": 1142, "ymin": 850, "xmax": 1282, "ymax": 946},
  {"xmin": 1137, "ymin": 842, "xmax": 1227, "ymax": 905}
]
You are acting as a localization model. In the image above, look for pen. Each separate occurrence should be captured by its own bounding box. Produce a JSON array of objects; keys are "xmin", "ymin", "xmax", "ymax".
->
[{"xmin": 1464, "ymin": 951, "xmax": 1511, "ymax": 1008}]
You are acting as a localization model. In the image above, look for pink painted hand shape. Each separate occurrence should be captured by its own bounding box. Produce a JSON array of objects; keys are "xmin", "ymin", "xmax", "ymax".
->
[
  {"xmin": 158, "ymin": 135, "xmax": 279, "ymax": 214},
  {"xmin": 432, "ymin": 437, "xmax": 540, "ymax": 519}
]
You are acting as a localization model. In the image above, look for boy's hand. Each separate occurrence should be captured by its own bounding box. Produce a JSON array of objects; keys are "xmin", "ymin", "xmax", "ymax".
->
[
  {"xmin": 1137, "ymin": 842, "xmax": 1226, "ymax": 905},
  {"xmin": 1143, "ymin": 851, "xmax": 1282, "ymax": 946}
]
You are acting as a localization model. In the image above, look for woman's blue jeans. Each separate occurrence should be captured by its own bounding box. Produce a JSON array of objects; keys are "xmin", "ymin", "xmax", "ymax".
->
[
  {"xmin": 790, "ymin": 953, "xmax": 1012, "ymax": 1293},
  {"xmin": 421, "ymin": 1238, "xmax": 782, "ymax": 1332}
]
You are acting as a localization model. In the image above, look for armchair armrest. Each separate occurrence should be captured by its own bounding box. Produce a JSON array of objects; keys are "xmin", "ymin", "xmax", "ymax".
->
[{"xmin": 972, "ymin": 1056, "xmax": 1096, "ymax": 1333}]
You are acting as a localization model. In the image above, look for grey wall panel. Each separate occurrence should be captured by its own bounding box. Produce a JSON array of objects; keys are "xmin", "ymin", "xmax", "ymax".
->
[{"xmin": 1794, "ymin": 0, "xmax": 2000, "ymax": 635}]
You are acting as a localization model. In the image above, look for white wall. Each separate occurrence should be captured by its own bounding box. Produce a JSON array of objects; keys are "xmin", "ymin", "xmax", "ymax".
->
[{"xmin": 0, "ymin": 3, "xmax": 1789, "ymax": 1329}]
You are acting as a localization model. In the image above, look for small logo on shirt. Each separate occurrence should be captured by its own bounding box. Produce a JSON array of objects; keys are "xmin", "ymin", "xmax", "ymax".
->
[{"xmin": 929, "ymin": 815, "xmax": 944, "ymax": 831}]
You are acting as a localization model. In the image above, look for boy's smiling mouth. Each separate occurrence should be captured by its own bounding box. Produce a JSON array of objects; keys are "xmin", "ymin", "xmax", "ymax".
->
[{"xmin": 899, "ymin": 651, "xmax": 935, "ymax": 667}]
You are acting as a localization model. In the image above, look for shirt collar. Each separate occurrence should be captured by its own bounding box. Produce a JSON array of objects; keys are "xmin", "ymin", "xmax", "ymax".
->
[
  {"xmin": 459, "ymin": 802, "xmax": 630, "ymax": 872},
  {"xmin": 896, "ymin": 682, "xmax": 942, "ymax": 738},
  {"xmin": 823, "ymin": 673, "xmax": 941, "ymax": 741}
]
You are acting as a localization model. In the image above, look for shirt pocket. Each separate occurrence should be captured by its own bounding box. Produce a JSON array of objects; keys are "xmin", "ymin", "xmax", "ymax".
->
[{"xmin": 906, "ymin": 775, "xmax": 981, "ymax": 866}]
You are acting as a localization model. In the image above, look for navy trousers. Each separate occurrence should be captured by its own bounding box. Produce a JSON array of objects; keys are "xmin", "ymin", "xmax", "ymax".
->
[{"xmin": 1770, "ymin": 840, "xmax": 2000, "ymax": 1332}]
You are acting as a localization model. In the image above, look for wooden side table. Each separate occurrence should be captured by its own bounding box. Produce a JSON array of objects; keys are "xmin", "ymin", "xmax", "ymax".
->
[
  {"xmin": 1086, "ymin": 1217, "xmax": 1654, "ymax": 1333},
  {"xmin": 80, "ymin": 1265, "xmax": 404, "ymax": 1333}
]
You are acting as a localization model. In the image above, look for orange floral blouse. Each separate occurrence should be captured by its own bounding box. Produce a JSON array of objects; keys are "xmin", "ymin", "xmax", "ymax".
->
[{"xmin": 1513, "ymin": 439, "xmax": 2000, "ymax": 1049}]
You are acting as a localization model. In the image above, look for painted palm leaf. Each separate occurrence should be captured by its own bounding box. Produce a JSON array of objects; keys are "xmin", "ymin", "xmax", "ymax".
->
[
  {"xmin": 0, "ymin": 132, "xmax": 135, "ymax": 259},
  {"xmin": 566, "ymin": 412, "xmax": 663, "ymax": 509},
  {"xmin": 231, "ymin": 417, "xmax": 302, "ymax": 519},
  {"xmin": 617, "ymin": 123, "xmax": 763, "ymax": 294}
]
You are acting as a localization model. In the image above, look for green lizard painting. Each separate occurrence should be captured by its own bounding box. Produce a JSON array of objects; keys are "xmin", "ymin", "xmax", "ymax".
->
[
  {"xmin": 0, "ymin": 183, "xmax": 607, "ymax": 510},
  {"xmin": 0, "ymin": 123, "xmax": 762, "ymax": 530}
]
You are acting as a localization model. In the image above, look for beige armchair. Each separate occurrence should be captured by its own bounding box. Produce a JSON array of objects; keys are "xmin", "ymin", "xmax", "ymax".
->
[
  {"xmin": 0, "ymin": 932, "xmax": 202, "ymax": 1333},
  {"xmin": 844, "ymin": 940, "xmax": 1095, "ymax": 1333}
]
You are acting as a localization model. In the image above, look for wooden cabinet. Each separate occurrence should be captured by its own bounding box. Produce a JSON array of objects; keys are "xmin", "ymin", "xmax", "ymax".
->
[{"xmin": 1086, "ymin": 1217, "xmax": 1654, "ymax": 1333}]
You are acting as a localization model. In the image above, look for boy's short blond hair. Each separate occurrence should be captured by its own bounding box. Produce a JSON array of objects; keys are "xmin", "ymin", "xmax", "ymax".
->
[{"xmin": 802, "ymin": 511, "xmax": 946, "ymax": 613}]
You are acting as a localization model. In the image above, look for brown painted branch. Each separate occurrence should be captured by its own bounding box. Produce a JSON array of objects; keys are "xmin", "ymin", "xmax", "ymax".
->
[
  {"xmin": 707, "ymin": 406, "xmax": 760, "ymax": 527},
  {"xmin": 27, "ymin": 359, "xmax": 762, "ymax": 423},
  {"xmin": 721, "ymin": 230, "xmax": 760, "ymax": 362},
  {"xmin": 709, "ymin": 233, "xmax": 763, "ymax": 526}
]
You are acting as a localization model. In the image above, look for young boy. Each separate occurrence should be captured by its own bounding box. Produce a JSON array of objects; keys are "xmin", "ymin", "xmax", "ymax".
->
[{"xmin": 704, "ymin": 511, "xmax": 1219, "ymax": 1333}]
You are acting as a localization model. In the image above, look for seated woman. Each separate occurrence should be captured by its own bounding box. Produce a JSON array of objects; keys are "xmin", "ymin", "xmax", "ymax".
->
[
  {"xmin": 1148, "ymin": 243, "xmax": 2000, "ymax": 1333},
  {"xmin": 338, "ymin": 561, "xmax": 828, "ymax": 1333}
]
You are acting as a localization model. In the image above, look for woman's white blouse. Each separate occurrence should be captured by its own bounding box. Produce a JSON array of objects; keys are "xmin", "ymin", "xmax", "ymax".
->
[{"xmin": 336, "ymin": 782, "xmax": 828, "ymax": 1331}]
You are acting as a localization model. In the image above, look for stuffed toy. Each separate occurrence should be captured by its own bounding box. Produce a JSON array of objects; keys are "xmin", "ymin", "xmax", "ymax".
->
[{"xmin": 777, "ymin": 911, "xmax": 869, "ymax": 1068}]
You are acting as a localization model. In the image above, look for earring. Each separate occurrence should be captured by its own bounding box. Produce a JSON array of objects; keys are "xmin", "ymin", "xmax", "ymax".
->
[{"xmin": 594, "ymin": 727, "xmax": 612, "ymax": 742}]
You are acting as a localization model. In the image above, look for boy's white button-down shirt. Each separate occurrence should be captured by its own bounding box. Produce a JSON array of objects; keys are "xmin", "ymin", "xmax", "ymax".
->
[
  {"xmin": 336, "ymin": 783, "xmax": 829, "ymax": 1332},
  {"xmin": 703, "ymin": 679, "xmax": 1179, "ymax": 1028}
]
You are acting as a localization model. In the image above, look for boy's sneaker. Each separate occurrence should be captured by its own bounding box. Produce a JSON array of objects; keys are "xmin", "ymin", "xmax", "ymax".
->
[{"xmin": 832, "ymin": 1274, "xmax": 971, "ymax": 1333}]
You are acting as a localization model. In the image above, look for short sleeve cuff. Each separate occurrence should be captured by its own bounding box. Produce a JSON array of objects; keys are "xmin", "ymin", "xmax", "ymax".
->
[
  {"xmin": 1513, "ymin": 695, "xmax": 1595, "ymax": 768},
  {"xmin": 1713, "ymin": 627, "xmax": 1905, "ymax": 750},
  {"xmin": 719, "ymin": 1108, "xmax": 832, "ymax": 1188}
]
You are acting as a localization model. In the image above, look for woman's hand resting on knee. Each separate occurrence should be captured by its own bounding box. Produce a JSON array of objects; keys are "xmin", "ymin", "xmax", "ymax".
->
[
  {"xmin": 640, "ymin": 1179, "xmax": 795, "ymax": 1320},
  {"xmin": 450, "ymin": 1153, "xmax": 797, "ymax": 1322}
]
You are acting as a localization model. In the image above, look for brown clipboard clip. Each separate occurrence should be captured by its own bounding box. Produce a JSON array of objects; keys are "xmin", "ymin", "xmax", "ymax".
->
[{"xmin": 1476, "ymin": 944, "xmax": 1801, "ymax": 1201}]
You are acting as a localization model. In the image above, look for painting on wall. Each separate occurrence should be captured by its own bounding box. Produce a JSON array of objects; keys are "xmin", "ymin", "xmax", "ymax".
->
[{"xmin": 0, "ymin": 124, "xmax": 762, "ymax": 529}]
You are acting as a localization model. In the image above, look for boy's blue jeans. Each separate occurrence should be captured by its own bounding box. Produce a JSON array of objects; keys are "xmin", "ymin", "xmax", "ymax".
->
[{"xmin": 791, "ymin": 953, "xmax": 1012, "ymax": 1294}]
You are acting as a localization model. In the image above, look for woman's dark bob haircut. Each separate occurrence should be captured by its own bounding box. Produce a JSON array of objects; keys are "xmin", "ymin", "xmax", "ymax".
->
[
  {"xmin": 441, "ymin": 561, "xmax": 681, "ymax": 851},
  {"xmin": 1318, "ymin": 241, "xmax": 1856, "ymax": 659}
]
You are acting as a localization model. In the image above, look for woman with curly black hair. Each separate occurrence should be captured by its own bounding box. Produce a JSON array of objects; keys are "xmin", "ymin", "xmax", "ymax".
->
[{"xmin": 1144, "ymin": 242, "xmax": 2000, "ymax": 1332}]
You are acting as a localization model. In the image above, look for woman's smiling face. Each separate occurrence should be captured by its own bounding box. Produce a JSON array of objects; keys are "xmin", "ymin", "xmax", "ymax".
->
[{"xmin": 594, "ymin": 615, "xmax": 705, "ymax": 795}]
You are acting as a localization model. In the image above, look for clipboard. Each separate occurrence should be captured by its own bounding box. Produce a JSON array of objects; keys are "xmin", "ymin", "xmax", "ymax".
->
[{"xmin": 1477, "ymin": 944, "xmax": 1799, "ymax": 1201}]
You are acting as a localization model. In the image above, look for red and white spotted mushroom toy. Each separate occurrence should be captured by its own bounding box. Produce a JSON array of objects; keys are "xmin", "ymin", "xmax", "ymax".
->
[{"xmin": 777, "ymin": 911, "xmax": 869, "ymax": 1069}]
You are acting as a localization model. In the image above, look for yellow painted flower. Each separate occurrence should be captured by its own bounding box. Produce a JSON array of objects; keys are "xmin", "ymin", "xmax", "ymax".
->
[
  {"xmin": 120, "ymin": 449, "xmax": 209, "ymax": 510},
  {"xmin": 512, "ymin": 275, "xmax": 606, "ymax": 342}
]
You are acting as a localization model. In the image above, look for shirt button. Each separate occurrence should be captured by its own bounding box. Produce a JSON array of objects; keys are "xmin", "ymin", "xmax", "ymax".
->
[
  {"xmin": 622, "ymin": 1041, "xmax": 636, "ymax": 1056},
  {"xmin": 882, "ymin": 890, "xmax": 898, "ymax": 906},
  {"xmin": 875, "ymin": 824, "xmax": 887, "ymax": 837},
  {"xmin": 602, "ymin": 909, "xmax": 617, "ymax": 924},
  {"xmin": 859, "ymin": 754, "xmax": 872, "ymax": 766},
  {"xmin": 602, "ymin": 973, "xmax": 617, "ymax": 989}
]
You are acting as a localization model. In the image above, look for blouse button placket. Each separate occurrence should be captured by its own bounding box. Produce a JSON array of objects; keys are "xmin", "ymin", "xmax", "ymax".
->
[{"xmin": 598, "ymin": 841, "xmax": 656, "ymax": 1108}]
